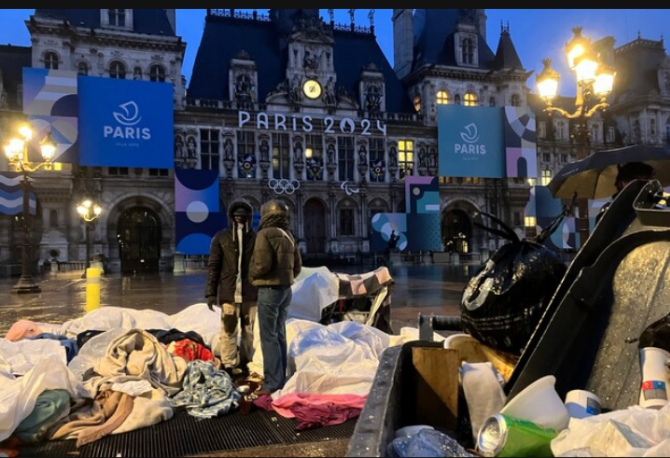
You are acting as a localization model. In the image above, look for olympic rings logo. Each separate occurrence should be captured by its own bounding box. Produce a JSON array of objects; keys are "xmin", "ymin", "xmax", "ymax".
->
[{"xmin": 268, "ymin": 179, "xmax": 301, "ymax": 195}]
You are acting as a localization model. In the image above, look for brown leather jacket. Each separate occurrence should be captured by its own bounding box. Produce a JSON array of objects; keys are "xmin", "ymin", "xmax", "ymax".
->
[{"xmin": 249, "ymin": 227, "xmax": 302, "ymax": 287}]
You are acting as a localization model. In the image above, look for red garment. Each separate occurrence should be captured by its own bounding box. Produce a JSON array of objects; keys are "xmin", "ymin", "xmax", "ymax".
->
[
  {"xmin": 271, "ymin": 393, "xmax": 366, "ymax": 431},
  {"xmin": 166, "ymin": 339, "xmax": 214, "ymax": 362},
  {"xmin": 290, "ymin": 403, "xmax": 361, "ymax": 431}
]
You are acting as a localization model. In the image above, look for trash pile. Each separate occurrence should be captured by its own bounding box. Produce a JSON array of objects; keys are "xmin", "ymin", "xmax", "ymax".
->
[
  {"xmin": 0, "ymin": 266, "xmax": 426, "ymax": 456},
  {"xmin": 379, "ymin": 193, "xmax": 670, "ymax": 458}
]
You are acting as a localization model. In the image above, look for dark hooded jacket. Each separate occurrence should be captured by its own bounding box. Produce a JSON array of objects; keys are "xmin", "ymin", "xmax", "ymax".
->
[
  {"xmin": 205, "ymin": 200, "xmax": 257, "ymax": 304},
  {"xmin": 249, "ymin": 205, "xmax": 302, "ymax": 287}
]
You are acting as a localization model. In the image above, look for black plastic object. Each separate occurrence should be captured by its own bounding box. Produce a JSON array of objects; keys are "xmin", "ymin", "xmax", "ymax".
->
[
  {"xmin": 346, "ymin": 341, "xmax": 444, "ymax": 457},
  {"xmin": 460, "ymin": 212, "xmax": 568, "ymax": 355},
  {"xmin": 639, "ymin": 315, "xmax": 670, "ymax": 351},
  {"xmin": 505, "ymin": 180, "xmax": 670, "ymax": 410}
]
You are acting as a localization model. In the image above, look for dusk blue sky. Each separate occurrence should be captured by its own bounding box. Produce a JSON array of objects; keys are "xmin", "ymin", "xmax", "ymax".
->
[{"xmin": 1, "ymin": 9, "xmax": 669, "ymax": 97}]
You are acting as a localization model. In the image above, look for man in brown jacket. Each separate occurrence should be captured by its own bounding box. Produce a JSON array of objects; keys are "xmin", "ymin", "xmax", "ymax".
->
[{"xmin": 249, "ymin": 199, "xmax": 302, "ymax": 394}]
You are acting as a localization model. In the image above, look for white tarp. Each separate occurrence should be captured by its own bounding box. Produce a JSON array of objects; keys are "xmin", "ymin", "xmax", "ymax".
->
[
  {"xmin": 0, "ymin": 339, "xmax": 67, "ymax": 376},
  {"xmin": 0, "ymin": 355, "xmax": 87, "ymax": 443},
  {"xmin": 272, "ymin": 320, "xmax": 404, "ymax": 399}
]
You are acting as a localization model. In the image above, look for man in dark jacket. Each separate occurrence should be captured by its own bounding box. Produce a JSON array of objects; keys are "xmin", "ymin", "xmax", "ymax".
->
[
  {"xmin": 249, "ymin": 199, "xmax": 302, "ymax": 394},
  {"xmin": 206, "ymin": 200, "xmax": 258, "ymax": 376}
]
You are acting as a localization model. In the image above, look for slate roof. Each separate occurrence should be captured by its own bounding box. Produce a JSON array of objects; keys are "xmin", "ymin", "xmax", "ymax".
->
[
  {"xmin": 492, "ymin": 27, "xmax": 524, "ymax": 71},
  {"xmin": 412, "ymin": 9, "xmax": 496, "ymax": 70},
  {"xmin": 34, "ymin": 9, "xmax": 175, "ymax": 36},
  {"xmin": 187, "ymin": 11, "xmax": 414, "ymax": 113},
  {"xmin": 0, "ymin": 44, "xmax": 31, "ymax": 110},
  {"xmin": 614, "ymin": 38, "xmax": 666, "ymax": 102}
]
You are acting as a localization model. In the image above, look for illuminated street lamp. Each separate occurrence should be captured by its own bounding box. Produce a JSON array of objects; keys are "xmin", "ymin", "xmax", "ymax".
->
[
  {"xmin": 536, "ymin": 26, "xmax": 616, "ymax": 247},
  {"xmin": 76, "ymin": 198, "xmax": 103, "ymax": 273},
  {"xmin": 3, "ymin": 124, "xmax": 56, "ymax": 294}
]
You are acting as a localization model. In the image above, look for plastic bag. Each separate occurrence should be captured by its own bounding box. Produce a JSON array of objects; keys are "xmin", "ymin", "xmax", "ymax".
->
[
  {"xmin": 639, "ymin": 314, "xmax": 670, "ymax": 351},
  {"xmin": 460, "ymin": 212, "xmax": 568, "ymax": 355}
]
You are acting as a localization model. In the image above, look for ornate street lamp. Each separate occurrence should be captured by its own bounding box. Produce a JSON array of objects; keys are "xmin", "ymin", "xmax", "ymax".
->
[
  {"xmin": 536, "ymin": 26, "xmax": 616, "ymax": 247},
  {"xmin": 76, "ymin": 198, "xmax": 103, "ymax": 274},
  {"xmin": 3, "ymin": 124, "xmax": 56, "ymax": 294}
]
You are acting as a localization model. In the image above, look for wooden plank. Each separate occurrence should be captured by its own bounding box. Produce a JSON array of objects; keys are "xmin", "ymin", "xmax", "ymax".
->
[{"xmin": 411, "ymin": 347, "xmax": 460, "ymax": 431}]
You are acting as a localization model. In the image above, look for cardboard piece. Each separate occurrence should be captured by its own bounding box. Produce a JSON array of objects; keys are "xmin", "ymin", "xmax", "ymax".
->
[{"xmin": 411, "ymin": 347, "xmax": 460, "ymax": 431}]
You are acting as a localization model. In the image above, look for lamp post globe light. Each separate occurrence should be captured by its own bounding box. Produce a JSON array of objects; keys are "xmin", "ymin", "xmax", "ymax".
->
[
  {"xmin": 3, "ymin": 124, "xmax": 56, "ymax": 294},
  {"xmin": 536, "ymin": 26, "xmax": 616, "ymax": 247},
  {"xmin": 76, "ymin": 198, "xmax": 102, "ymax": 275}
]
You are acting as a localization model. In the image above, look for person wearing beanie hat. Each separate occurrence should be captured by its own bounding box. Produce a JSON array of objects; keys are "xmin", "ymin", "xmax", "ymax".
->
[
  {"xmin": 249, "ymin": 199, "xmax": 302, "ymax": 394},
  {"xmin": 205, "ymin": 199, "xmax": 258, "ymax": 379}
]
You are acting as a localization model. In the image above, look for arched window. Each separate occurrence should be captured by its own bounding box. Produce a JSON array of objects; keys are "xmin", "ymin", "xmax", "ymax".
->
[
  {"xmin": 44, "ymin": 52, "xmax": 59, "ymax": 70},
  {"xmin": 109, "ymin": 61, "xmax": 127, "ymax": 79},
  {"xmin": 464, "ymin": 92, "xmax": 478, "ymax": 107},
  {"xmin": 436, "ymin": 90, "xmax": 449, "ymax": 105},
  {"xmin": 462, "ymin": 38, "xmax": 475, "ymax": 65},
  {"xmin": 149, "ymin": 65, "xmax": 166, "ymax": 82},
  {"xmin": 511, "ymin": 94, "xmax": 521, "ymax": 107},
  {"xmin": 489, "ymin": 96, "xmax": 497, "ymax": 107},
  {"xmin": 77, "ymin": 61, "xmax": 89, "ymax": 76},
  {"xmin": 413, "ymin": 94, "xmax": 421, "ymax": 113}
]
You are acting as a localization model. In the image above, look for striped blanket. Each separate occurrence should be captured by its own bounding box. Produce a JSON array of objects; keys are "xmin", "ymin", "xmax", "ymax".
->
[{"xmin": 334, "ymin": 267, "xmax": 394, "ymax": 298}]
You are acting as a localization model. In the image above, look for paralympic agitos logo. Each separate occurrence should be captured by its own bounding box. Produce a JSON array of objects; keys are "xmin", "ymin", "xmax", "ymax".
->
[
  {"xmin": 455, "ymin": 123, "xmax": 486, "ymax": 155},
  {"xmin": 103, "ymin": 101, "xmax": 151, "ymax": 140}
]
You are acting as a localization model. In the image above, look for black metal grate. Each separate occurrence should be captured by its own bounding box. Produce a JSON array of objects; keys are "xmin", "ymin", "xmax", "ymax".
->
[{"xmin": 19, "ymin": 409, "xmax": 357, "ymax": 457}]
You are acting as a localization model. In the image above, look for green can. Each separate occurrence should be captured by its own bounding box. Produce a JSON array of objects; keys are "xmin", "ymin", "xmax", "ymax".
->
[{"xmin": 477, "ymin": 414, "xmax": 559, "ymax": 457}]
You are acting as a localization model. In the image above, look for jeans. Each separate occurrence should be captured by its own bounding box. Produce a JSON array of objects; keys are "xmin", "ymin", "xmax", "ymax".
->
[{"xmin": 257, "ymin": 286, "xmax": 292, "ymax": 392}]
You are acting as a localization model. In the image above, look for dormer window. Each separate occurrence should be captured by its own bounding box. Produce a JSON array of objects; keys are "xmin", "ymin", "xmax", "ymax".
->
[
  {"xmin": 109, "ymin": 9, "xmax": 126, "ymax": 27},
  {"xmin": 101, "ymin": 9, "xmax": 133, "ymax": 30},
  {"xmin": 462, "ymin": 38, "xmax": 475, "ymax": 65}
]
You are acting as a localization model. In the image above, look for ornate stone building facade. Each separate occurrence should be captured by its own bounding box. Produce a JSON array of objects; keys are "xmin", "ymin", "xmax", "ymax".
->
[{"xmin": 3, "ymin": 9, "xmax": 661, "ymax": 275}]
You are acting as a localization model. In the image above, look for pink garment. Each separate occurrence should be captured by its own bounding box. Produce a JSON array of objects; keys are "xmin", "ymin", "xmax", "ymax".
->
[
  {"xmin": 271, "ymin": 393, "xmax": 366, "ymax": 431},
  {"xmin": 5, "ymin": 320, "xmax": 44, "ymax": 342},
  {"xmin": 271, "ymin": 393, "xmax": 367, "ymax": 418}
]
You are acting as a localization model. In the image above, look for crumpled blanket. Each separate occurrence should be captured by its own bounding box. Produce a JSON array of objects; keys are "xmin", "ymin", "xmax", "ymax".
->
[
  {"xmin": 169, "ymin": 360, "xmax": 240, "ymax": 418},
  {"xmin": 91, "ymin": 329, "xmax": 187, "ymax": 397},
  {"xmin": 48, "ymin": 390, "xmax": 135, "ymax": 448},
  {"xmin": 13, "ymin": 389, "xmax": 71, "ymax": 444}
]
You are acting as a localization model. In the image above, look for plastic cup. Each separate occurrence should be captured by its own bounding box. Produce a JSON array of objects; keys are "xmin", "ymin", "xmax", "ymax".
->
[
  {"xmin": 500, "ymin": 375, "xmax": 570, "ymax": 431},
  {"xmin": 639, "ymin": 347, "xmax": 670, "ymax": 409},
  {"xmin": 565, "ymin": 390, "xmax": 602, "ymax": 419}
]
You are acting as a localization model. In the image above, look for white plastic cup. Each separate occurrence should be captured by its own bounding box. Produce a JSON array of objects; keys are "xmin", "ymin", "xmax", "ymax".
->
[
  {"xmin": 639, "ymin": 347, "xmax": 670, "ymax": 409},
  {"xmin": 500, "ymin": 375, "xmax": 570, "ymax": 431},
  {"xmin": 565, "ymin": 390, "xmax": 602, "ymax": 419}
]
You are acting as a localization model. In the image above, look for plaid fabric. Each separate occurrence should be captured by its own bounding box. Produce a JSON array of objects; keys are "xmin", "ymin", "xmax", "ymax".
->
[{"xmin": 334, "ymin": 267, "xmax": 394, "ymax": 298}]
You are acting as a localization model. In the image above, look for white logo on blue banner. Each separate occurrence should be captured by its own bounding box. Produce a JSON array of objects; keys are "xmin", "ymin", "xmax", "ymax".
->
[
  {"xmin": 78, "ymin": 77, "xmax": 173, "ymax": 169},
  {"xmin": 438, "ymin": 104, "xmax": 505, "ymax": 178}
]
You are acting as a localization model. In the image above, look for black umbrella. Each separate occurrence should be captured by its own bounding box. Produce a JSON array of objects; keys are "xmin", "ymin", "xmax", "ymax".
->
[{"xmin": 547, "ymin": 144, "xmax": 670, "ymax": 199}]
